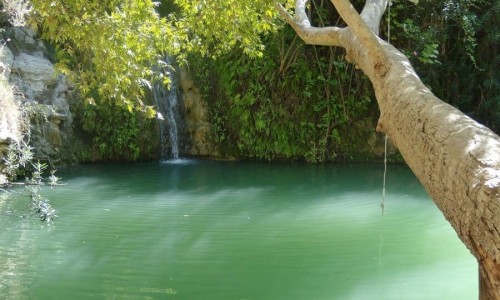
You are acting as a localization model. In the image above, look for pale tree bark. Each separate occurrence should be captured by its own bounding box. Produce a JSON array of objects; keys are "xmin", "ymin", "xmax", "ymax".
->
[{"xmin": 275, "ymin": 0, "xmax": 500, "ymax": 299}]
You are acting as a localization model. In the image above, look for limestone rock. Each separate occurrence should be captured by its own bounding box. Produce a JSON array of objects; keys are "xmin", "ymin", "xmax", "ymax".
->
[
  {"xmin": 11, "ymin": 52, "xmax": 55, "ymax": 94},
  {"xmin": 0, "ymin": 81, "xmax": 21, "ymax": 143},
  {"xmin": 180, "ymin": 69, "xmax": 215, "ymax": 157},
  {"xmin": 1, "ymin": 25, "xmax": 77, "ymax": 166},
  {"xmin": 0, "ymin": 45, "xmax": 14, "ymax": 80}
]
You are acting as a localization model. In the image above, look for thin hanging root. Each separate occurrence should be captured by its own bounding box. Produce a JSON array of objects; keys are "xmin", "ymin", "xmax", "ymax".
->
[
  {"xmin": 381, "ymin": 134, "xmax": 388, "ymax": 215},
  {"xmin": 381, "ymin": 0, "xmax": 391, "ymax": 216}
]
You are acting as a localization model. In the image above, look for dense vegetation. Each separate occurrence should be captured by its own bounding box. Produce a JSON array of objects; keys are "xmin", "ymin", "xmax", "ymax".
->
[
  {"xmin": 190, "ymin": 26, "xmax": 375, "ymax": 162},
  {"xmin": 24, "ymin": 0, "xmax": 278, "ymax": 161},
  {"xmin": 26, "ymin": 0, "xmax": 176, "ymax": 161},
  {"xmin": 187, "ymin": 0, "xmax": 499, "ymax": 161},
  {"xmin": 5, "ymin": 0, "xmax": 498, "ymax": 162},
  {"xmin": 386, "ymin": 0, "xmax": 499, "ymax": 132},
  {"xmin": 187, "ymin": 2, "xmax": 375, "ymax": 161},
  {"xmin": 71, "ymin": 100, "xmax": 158, "ymax": 161}
]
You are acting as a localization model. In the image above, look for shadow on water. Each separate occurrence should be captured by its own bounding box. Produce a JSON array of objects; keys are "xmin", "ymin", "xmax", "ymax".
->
[{"xmin": 0, "ymin": 161, "xmax": 476, "ymax": 299}]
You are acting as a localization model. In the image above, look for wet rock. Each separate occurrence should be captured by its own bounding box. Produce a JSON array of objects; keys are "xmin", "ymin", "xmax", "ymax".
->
[{"xmin": 179, "ymin": 68, "xmax": 215, "ymax": 157}]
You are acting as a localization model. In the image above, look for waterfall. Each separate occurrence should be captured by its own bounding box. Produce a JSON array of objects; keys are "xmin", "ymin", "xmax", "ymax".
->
[{"xmin": 152, "ymin": 56, "xmax": 184, "ymax": 161}]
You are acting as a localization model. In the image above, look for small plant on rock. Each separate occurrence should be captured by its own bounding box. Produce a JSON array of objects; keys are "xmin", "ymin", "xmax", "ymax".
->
[{"xmin": 1, "ymin": 140, "xmax": 59, "ymax": 223}]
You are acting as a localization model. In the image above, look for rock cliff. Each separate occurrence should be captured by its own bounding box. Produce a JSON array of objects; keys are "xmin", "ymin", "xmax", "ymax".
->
[
  {"xmin": 179, "ymin": 69, "xmax": 215, "ymax": 157},
  {"xmin": 0, "ymin": 26, "xmax": 76, "ymax": 166}
]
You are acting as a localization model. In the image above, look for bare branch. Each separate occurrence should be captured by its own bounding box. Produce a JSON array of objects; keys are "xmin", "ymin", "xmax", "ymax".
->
[
  {"xmin": 360, "ymin": 0, "xmax": 389, "ymax": 35},
  {"xmin": 330, "ymin": 0, "xmax": 390, "ymax": 76},
  {"xmin": 274, "ymin": 1, "xmax": 347, "ymax": 47},
  {"xmin": 294, "ymin": 0, "xmax": 311, "ymax": 27}
]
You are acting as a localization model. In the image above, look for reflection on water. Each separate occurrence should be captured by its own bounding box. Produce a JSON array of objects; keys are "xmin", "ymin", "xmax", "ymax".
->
[
  {"xmin": 160, "ymin": 158, "xmax": 197, "ymax": 165},
  {"xmin": 0, "ymin": 161, "xmax": 477, "ymax": 299}
]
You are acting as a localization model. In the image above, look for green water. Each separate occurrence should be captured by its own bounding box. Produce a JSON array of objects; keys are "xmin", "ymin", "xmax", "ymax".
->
[{"xmin": 0, "ymin": 161, "xmax": 477, "ymax": 299}]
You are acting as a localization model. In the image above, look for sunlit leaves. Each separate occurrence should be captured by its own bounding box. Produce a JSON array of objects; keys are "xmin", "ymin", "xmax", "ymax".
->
[
  {"xmin": 29, "ymin": 0, "xmax": 176, "ymax": 112},
  {"xmin": 27, "ymin": 0, "xmax": 286, "ymax": 113},
  {"xmin": 171, "ymin": 0, "xmax": 282, "ymax": 58}
]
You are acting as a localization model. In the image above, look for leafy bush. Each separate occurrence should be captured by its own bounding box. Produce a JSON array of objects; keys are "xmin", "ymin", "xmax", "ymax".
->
[
  {"xmin": 190, "ymin": 22, "xmax": 374, "ymax": 162},
  {"xmin": 72, "ymin": 101, "xmax": 157, "ymax": 161},
  {"xmin": 385, "ymin": 0, "xmax": 499, "ymax": 133},
  {"xmin": 1, "ymin": 140, "xmax": 59, "ymax": 223}
]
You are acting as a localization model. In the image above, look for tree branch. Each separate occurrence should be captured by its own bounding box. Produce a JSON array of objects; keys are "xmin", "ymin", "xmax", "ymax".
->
[
  {"xmin": 330, "ymin": 0, "xmax": 390, "ymax": 76},
  {"xmin": 360, "ymin": 0, "xmax": 389, "ymax": 35},
  {"xmin": 274, "ymin": 1, "xmax": 347, "ymax": 47}
]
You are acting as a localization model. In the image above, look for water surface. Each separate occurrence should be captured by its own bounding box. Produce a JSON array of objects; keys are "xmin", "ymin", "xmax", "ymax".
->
[{"xmin": 0, "ymin": 161, "xmax": 477, "ymax": 299}]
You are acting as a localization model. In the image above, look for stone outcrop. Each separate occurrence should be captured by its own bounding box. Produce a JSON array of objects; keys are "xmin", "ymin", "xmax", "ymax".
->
[
  {"xmin": 0, "ymin": 41, "xmax": 14, "ymax": 78},
  {"xmin": 11, "ymin": 52, "xmax": 55, "ymax": 95},
  {"xmin": 0, "ymin": 43, "xmax": 22, "ymax": 177},
  {"xmin": 0, "ymin": 44, "xmax": 21, "ymax": 144},
  {"xmin": 0, "ymin": 26, "xmax": 76, "ymax": 165},
  {"xmin": 179, "ymin": 69, "xmax": 215, "ymax": 157}
]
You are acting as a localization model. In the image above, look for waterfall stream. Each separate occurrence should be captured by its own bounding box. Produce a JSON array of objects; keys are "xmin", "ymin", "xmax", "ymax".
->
[{"xmin": 152, "ymin": 56, "xmax": 183, "ymax": 161}]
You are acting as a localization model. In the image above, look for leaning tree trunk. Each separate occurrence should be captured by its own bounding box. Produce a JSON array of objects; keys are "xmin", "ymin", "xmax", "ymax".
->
[
  {"xmin": 276, "ymin": 0, "xmax": 500, "ymax": 298},
  {"xmin": 372, "ymin": 37, "xmax": 500, "ymax": 300}
]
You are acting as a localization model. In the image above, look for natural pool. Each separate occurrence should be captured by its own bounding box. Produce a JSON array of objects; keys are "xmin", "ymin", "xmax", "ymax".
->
[{"xmin": 0, "ymin": 161, "xmax": 477, "ymax": 299}]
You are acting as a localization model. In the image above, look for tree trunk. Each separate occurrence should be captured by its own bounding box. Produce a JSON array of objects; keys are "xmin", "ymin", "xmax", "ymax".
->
[
  {"xmin": 371, "ymin": 36, "xmax": 500, "ymax": 300},
  {"xmin": 275, "ymin": 0, "xmax": 500, "ymax": 298},
  {"xmin": 480, "ymin": 265, "xmax": 497, "ymax": 300}
]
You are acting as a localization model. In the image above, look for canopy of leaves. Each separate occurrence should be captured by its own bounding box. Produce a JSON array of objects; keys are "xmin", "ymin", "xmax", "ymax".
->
[
  {"xmin": 168, "ymin": 0, "xmax": 281, "ymax": 58},
  {"xmin": 188, "ymin": 2, "xmax": 377, "ymax": 162},
  {"xmin": 25, "ymin": 0, "xmax": 498, "ymax": 161},
  {"xmin": 25, "ymin": 0, "xmax": 287, "ymax": 160},
  {"xmin": 187, "ymin": 0, "xmax": 498, "ymax": 162},
  {"xmin": 30, "ymin": 0, "xmax": 178, "ymax": 115},
  {"xmin": 384, "ymin": 0, "xmax": 499, "ymax": 132},
  {"xmin": 28, "ymin": 0, "xmax": 283, "ymax": 111}
]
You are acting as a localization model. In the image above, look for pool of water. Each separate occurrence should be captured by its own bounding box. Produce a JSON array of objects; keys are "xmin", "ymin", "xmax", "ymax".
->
[{"xmin": 0, "ymin": 161, "xmax": 477, "ymax": 299}]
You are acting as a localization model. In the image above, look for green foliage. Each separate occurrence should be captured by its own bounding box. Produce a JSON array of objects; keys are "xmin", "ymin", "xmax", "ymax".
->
[
  {"xmin": 24, "ymin": 0, "xmax": 498, "ymax": 164},
  {"xmin": 29, "ymin": 0, "xmax": 174, "ymax": 114},
  {"xmin": 2, "ymin": 141, "xmax": 34, "ymax": 180},
  {"xmin": 442, "ymin": 0, "xmax": 483, "ymax": 66},
  {"xmin": 72, "ymin": 100, "xmax": 157, "ymax": 161},
  {"xmin": 29, "ymin": 0, "xmax": 281, "ymax": 110},
  {"xmin": 388, "ymin": 7, "xmax": 441, "ymax": 65},
  {"xmin": 169, "ymin": 0, "xmax": 281, "ymax": 58},
  {"xmin": 1, "ymin": 142, "xmax": 58, "ymax": 223},
  {"xmin": 189, "ymin": 0, "xmax": 499, "ymax": 163},
  {"xmin": 190, "ymin": 19, "xmax": 374, "ymax": 162},
  {"xmin": 385, "ymin": 0, "xmax": 499, "ymax": 133},
  {"xmin": 26, "ymin": 161, "xmax": 58, "ymax": 222},
  {"xmin": 26, "ymin": 1, "xmax": 167, "ymax": 161},
  {"xmin": 26, "ymin": 0, "xmax": 285, "ymax": 161}
]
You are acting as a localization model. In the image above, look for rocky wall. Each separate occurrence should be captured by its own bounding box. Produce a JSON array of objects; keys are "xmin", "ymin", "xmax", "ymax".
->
[
  {"xmin": 0, "ymin": 26, "xmax": 77, "ymax": 166},
  {"xmin": 179, "ymin": 68, "xmax": 215, "ymax": 157}
]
